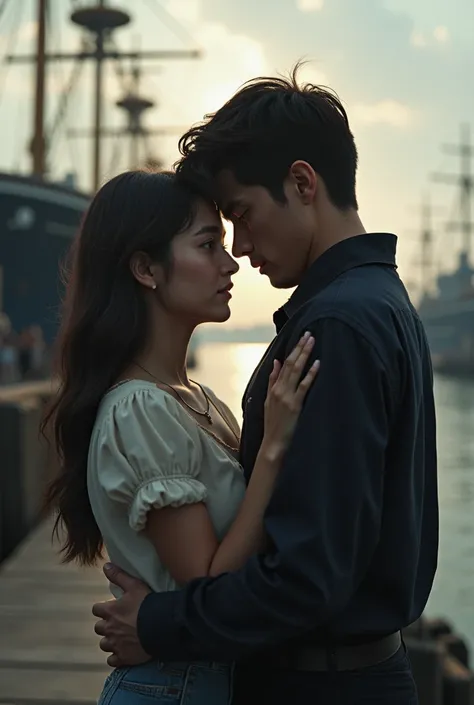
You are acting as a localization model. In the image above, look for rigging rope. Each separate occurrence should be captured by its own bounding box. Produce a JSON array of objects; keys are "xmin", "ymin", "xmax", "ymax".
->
[
  {"xmin": 142, "ymin": 0, "xmax": 199, "ymax": 49},
  {"xmin": 0, "ymin": 1, "xmax": 26, "ymax": 108}
]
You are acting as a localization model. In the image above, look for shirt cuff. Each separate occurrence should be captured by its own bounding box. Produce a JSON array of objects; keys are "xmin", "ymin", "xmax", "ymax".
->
[{"xmin": 137, "ymin": 591, "xmax": 184, "ymax": 660}]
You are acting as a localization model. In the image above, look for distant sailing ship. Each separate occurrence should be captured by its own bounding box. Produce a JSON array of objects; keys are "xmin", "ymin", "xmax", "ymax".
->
[
  {"xmin": 0, "ymin": 0, "xmax": 200, "ymax": 344},
  {"xmin": 416, "ymin": 124, "xmax": 474, "ymax": 374}
]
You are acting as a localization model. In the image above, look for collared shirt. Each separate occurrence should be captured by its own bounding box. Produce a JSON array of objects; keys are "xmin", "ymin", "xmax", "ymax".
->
[{"xmin": 137, "ymin": 232, "xmax": 439, "ymax": 662}]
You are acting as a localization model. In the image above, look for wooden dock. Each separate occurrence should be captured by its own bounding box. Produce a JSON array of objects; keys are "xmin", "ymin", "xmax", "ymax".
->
[
  {"xmin": 0, "ymin": 519, "xmax": 111, "ymax": 704},
  {"xmin": 0, "ymin": 517, "xmax": 473, "ymax": 704}
]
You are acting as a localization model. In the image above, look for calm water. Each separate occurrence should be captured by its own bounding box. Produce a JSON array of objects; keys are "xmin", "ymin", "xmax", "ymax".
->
[{"xmin": 195, "ymin": 342, "xmax": 474, "ymax": 649}]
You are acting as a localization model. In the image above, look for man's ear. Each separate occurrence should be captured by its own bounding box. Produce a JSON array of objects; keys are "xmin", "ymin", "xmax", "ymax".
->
[{"xmin": 289, "ymin": 160, "xmax": 317, "ymax": 205}]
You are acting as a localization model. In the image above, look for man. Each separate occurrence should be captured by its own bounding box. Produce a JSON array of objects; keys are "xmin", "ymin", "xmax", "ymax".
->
[{"xmin": 93, "ymin": 66, "xmax": 438, "ymax": 704}]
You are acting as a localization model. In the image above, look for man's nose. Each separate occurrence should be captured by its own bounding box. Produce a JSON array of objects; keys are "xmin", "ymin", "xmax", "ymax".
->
[{"xmin": 231, "ymin": 226, "xmax": 253, "ymax": 259}]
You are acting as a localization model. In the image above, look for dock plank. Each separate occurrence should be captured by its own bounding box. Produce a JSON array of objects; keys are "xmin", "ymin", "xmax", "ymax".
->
[{"xmin": 0, "ymin": 519, "xmax": 112, "ymax": 703}]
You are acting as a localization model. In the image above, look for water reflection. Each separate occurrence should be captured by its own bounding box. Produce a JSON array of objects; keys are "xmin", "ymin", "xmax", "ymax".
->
[
  {"xmin": 196, "ymin": 342, "xmax": 268, "ymax": 424},
  {"xmin": 425, "ymin": 374, "xmax": 474, "ymax": 645}
]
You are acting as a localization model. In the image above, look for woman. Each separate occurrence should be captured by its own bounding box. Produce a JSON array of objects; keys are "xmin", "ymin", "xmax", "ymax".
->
[{"xmin": 43, "ymin": 170, "xmax": 319, "ymax": 705}]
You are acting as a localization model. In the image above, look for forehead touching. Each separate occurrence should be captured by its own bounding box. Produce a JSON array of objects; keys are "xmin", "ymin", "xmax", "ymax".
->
[
  {"xmin": 214, "ymin": 170, "xmax": 254, "ymax": 219},
  {"xmin": 182, "ymin": 198, "xmax": 225, "ymax": 238}
]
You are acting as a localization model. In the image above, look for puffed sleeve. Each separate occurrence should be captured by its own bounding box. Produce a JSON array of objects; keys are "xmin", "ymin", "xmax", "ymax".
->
[{"xmin": 96, "ymin": 388, "xmax": 207, "ymax": 532}]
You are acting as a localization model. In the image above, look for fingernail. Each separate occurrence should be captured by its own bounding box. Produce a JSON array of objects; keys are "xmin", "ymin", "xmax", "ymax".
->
[
  {"xmin": 104, "ymin": 562, "xmax": 112, "ymax": 571},
  {"xmin": 312, "ymin": 359, "xmax": 320, "ymax": 367},
  {"xmin": 303, "ymin": 331, "xmax": 311, "ymax": 339},
  {"xmin": 306, "ymin": 336, "xmax": 315, "ymax": 344}
]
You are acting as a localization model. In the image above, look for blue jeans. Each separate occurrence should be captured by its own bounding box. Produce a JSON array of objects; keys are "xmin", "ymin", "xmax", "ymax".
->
[{"xmin": 97, "ymin": 660, "xmax": 233, "ymax": 705}]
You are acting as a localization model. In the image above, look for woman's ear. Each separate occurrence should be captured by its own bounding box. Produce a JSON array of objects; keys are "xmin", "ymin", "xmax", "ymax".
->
[{"xmin": 129, "ymin": 251, "xmax": 160, "ymax": 290}]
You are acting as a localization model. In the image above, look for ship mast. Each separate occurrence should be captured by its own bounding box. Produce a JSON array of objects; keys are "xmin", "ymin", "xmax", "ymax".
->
[
  {"xmin": 68, "ymin": 59, "xmax": 190, "ymax": 173},
  {"xmin": 419, "ymin": 195, "xmax": 434, "ymax": 296},
  {"xmin": 31, "ymin": 0, "xmax": 47, "ymax": 177},
  {"xmin": 432, "ymin": 123, "xmax": 474, "ymax": 261},
  {"xmin": 8, "ymin": 0, "xmax": 201, "ymax": 192},
  {"xmin": 116, "ymin": 62, "xmax": 158, "ymax": 170},
  {"xmin": 408, "ymin": 193, "xmax": 440, "ymax": 300},
  {"xmin": 94, "ymin": 1, "xmax": 105, "ymax": 194},
  {"xmin": 69, "ymin": 2, "xmax": 131, "ymax": 192}
]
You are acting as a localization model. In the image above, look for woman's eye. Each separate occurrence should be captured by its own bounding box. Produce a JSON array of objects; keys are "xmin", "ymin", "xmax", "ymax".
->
[{"xmin": 202, "ymin": 238, "xmax": 228, "ymax": 251}]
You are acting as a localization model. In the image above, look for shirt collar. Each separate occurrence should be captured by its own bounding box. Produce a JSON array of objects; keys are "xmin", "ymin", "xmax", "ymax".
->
[{"xmin": 273, "ymin": 232, "xmax": 398, "ymax": 332}]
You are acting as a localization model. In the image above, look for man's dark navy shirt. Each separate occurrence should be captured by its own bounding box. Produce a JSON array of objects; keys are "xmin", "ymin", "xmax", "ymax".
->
[{"xmin": 137, "ymin": 233, "xmax": 439, "ymax": 661}]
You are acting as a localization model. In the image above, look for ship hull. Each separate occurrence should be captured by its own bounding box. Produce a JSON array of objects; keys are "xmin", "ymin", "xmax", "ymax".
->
[
  {"xmin": 419, "ymin": 297, "xmax": 474, "ymax": 375},
  {"xmin": 0, "ymin": 173, "xmax": 90, "ymax": 343}
]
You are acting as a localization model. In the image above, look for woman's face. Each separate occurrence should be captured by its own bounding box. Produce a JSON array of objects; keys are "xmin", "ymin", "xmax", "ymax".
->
[{"xmin": 157, "ymin": 199, "xmax": 240, "ymax": 325}]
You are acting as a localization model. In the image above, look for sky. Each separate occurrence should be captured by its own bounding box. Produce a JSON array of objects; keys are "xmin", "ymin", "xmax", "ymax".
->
[{"xmin": 0, "ymin": 0, "xmax": 473, "ymax": 326}]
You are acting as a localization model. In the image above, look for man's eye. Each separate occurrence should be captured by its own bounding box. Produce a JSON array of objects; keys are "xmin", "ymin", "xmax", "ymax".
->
[{"xmin": 233, "ymin": 209, "xmax": 249, "ymax": 225}]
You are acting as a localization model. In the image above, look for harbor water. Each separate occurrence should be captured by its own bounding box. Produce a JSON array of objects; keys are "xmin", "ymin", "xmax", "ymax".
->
[{"xmin": 194, "ymin": 341, "xmax": 474, "ymax": 651}]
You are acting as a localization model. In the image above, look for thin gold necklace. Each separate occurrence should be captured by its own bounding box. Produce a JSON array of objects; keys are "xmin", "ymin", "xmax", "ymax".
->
[{"xmin": 133, "ymin": 361, "xmax": 213, "ymax": 425}]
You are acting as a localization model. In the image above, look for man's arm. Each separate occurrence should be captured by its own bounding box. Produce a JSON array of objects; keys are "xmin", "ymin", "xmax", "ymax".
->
[{"xmin": 137, "ymin": 316, "xmax": 394, "ymax": 661}]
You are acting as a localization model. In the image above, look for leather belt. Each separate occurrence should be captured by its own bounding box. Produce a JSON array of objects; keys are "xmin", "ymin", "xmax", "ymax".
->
[{"xmin": 264, "ymin": 632, "xmax": 402, "ymax": 672}]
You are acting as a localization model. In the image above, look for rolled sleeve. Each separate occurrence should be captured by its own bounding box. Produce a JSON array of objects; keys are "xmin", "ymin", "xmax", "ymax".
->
[{"xmin": 137, "ymin": 317, "xmax": 393, "ymax": 660}]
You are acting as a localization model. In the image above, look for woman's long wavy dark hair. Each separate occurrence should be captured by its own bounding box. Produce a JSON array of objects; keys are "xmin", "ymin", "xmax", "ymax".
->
[{"xmin": 42, "ymin": 169, "xmax": 202, "ymax": 565}]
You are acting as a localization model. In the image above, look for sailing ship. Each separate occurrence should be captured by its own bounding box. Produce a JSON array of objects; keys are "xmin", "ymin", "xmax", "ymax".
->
[
  {"xmin": 417, "ymin": 124, "xmax": 474, "ymax": 374},
  {"xmin": 0, "ymin": 0, "xmax": 200, "ymax": 344}
]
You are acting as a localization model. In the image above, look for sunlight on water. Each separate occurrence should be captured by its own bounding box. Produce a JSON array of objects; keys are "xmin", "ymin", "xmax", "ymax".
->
[
  {"xmin": 194, "ymin": 342, "xmax": 268, "ymax": 423},
  {"xmin": 425, "ymin": 374, "xmax": 474, "ymax": 647}
]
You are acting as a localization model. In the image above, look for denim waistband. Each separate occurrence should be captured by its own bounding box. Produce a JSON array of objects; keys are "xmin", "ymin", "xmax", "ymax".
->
[{"xmin": 157, "ymin": 660, "xmax": 231, "ymax": 674}]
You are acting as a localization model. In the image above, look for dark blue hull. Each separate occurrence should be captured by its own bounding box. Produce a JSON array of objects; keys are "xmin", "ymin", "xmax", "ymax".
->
[
  {"xmin": 419, "ymin": 297, "xmax": 474, "ymax": 374},
  {"xmin": 0, "ymin": 173, "xmax": 90, "ymax": 343}
]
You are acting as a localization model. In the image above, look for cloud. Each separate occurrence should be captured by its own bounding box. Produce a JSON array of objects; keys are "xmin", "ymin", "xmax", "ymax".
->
[
  {"xmin": 166, "ymin": 0, "xmax": 200, "ymax": 24},
  {"xmin": 296, "ymin": 0, "xmax": 324, "ymax": 12},
  {"xmin": 410, "ymin": 25, "xmax": 450, "ymax": 49},
  {"xmin": 410, "ymin": 30, "xmax": 427, "ymax": 48},
  {"xmin": 352, "ymin": 100, "xmax": 417, "ymax": 129},
  {"xmin": 195, "ymin": 22, "xmax": 267, "ymax": 112},
  {"xmin": 433, "ymin": 25, "xmax": 450, "ymax": 44},
  {"xmin": 150, "ymin": 0, "xmax": 268, "ymax": 165}
]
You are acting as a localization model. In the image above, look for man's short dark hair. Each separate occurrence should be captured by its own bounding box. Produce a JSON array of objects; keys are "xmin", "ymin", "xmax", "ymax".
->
[{"xmin": 175, "ymin": 62, "xmax": 358, "ymax": 211}]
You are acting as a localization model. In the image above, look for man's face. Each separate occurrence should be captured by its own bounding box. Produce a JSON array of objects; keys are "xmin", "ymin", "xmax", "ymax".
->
[{"xmin": 215, "ymin": 168, "xmax": 316, "ymax": 289}]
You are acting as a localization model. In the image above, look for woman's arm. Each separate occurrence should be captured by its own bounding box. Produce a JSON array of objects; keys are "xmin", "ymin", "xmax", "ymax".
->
[
  {"xmin": 145, "ymin": 333, "xmax": 319, "ymax": 584},
  {"xmin": 145, "ymin": 442, "xmax": 281, "ymax": 583}
]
